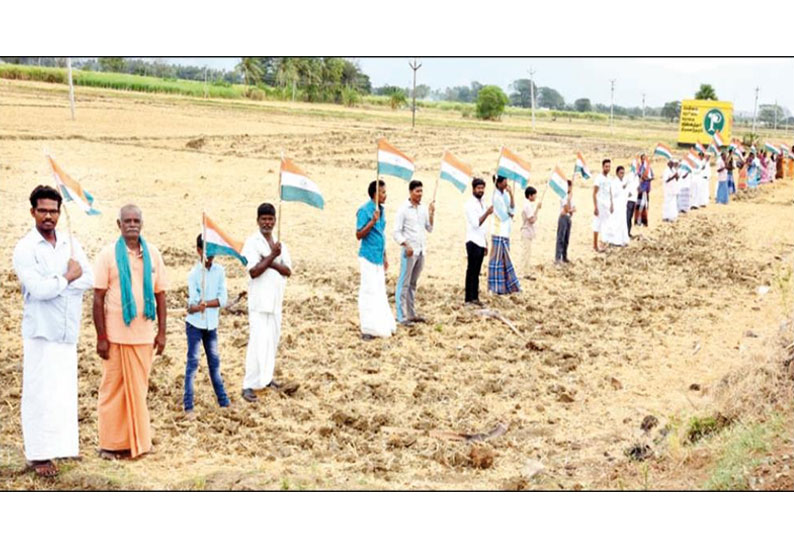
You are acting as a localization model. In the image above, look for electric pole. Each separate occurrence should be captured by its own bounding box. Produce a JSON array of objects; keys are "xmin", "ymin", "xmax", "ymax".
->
[
  {"xmin": 609, "ymin": 79, "xmax": 616, "ymax": 132},
  {"xmin": 528, "ymin": 67, "xmax": 536, "ymax": 131},
  {"xmin": 67, "ymin": 57, "xmax": 75, "ymax": 121},
  {"xmin": 642, "ymin": 93, "xmax": 646, "ymax": 120},
  {"xmin": 752, "ymin": 86, "xmax": 760, "ymax": 134},
  {"xmin": 774, "ymin": 99, "xmax": 778, "ymax": 131},
  {"xmin": 409, "ymin": 58, "xmax": 422, "ymax": 129}
]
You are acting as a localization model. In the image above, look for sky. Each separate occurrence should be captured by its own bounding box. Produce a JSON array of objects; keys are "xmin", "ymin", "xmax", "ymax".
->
[{"xmin": 164, "ymin": 57, "xmax": 794, "ymax": 115}]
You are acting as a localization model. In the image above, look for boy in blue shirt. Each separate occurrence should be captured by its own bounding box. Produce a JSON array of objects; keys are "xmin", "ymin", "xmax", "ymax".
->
[{"xmin": 184, "ymin": 234, "xmax": 230, "ymax": 415}]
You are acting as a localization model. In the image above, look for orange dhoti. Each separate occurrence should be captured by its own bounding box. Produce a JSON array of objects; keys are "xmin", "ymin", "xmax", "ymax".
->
[{"xmin": 98, "ymin": 343, "xmax": 153, "ymax": 458}]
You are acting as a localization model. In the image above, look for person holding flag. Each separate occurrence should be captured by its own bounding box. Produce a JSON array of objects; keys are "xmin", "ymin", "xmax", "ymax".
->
[
  {"xmin": 487, "ymin": 175, "xmax": 520, "ymax": 295},
  {"xmin": 592, "ymin": 158, "xmax": 614, "ymax": 252},
  {"xmin": 634, "ymin": 154, "xmax": 654, "ymax": 227},
  {"xmin": 662, "ymin": 159, "xmax": 680, "ymax": 222},
  {"xmin": 93, "ymin": 204, "xmax": 169, "ymax": 460},
  {"xmin": 240, "ymin": 203, "xmax": 292, "ymax": 402},
  {"xmin": 696, "ymin": 150, "xmax": 711, "ymax": 208},
  {"xmin": 625, "ymin": 160, "xmax": 640, "ymax": 237},
  {"xmin": 183, "ymin": 233, "xmax": 232, "ymax": 416},
  {"xmin": 715, "ymin": 151, "xmax": 730, "ymax": 204},
  {"xmin": 463, "ymin": 178, "xmax": 493, "ymax": 305},
  {"xmin": 13, "ymin": 185, "xmax": 95, "ymax": 477},
  {"xmin": 520, "ymin": 185, "xmax": 541, "ymax": 279},
  {"xmin": 356, "ymin": 180, "xmax": 396, "ymax": 340},
  {"xmin": 547, "ymin": 167, "xmax": 575, "ymax": 264},
  {"xmin": 393, "ymin": 180, "xmax": 435, "ymax": 325}
]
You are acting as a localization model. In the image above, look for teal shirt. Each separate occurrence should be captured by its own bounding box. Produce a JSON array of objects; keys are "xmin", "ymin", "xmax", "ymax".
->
[
  {"xmin": 186, "ymin": 262, "xmax": 227, "ymax": 330},
  {"xmin": 356, "ymin": 200, "xmax": 386, "ymax": 265}
]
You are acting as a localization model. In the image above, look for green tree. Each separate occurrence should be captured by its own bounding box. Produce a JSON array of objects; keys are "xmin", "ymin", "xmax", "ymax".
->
[
  {"xmin": 98, "ymin": 57, "xmax": 125, "ymax": 73},
  {"xmin": 509, "ymin": 78, "xmax": 537, "ymax": 108},
  {"xmin": 661, "ymin": 100, "xmax": 681, "ymax": 122},
  {"xmin": 758, "ymin": 104, "xmax": 788, "ymax": 127},
  {"xmin": 237, "ymin": 57, "xmax": 264, "ymax": 86},
  {"xmin": 475, "ymin": 85, "xmax": 509, "ymax": 120},
  {"xmin": 574, "ymin": 98, "xmax": 592, "ymax": 112},
  {"xmin": 389, "ymin": 88, "xmax": 408, "ymax": 110},
  {"xmin": 537, "ymin": 86, "xmax": 565, "ymax": 110},
  {"xmin": 695, "ymin": 84, "xmax": 718, "ymax": 100}
]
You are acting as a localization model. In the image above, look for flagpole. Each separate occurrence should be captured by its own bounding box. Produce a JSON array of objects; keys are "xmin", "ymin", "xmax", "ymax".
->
[
  {"xmin": 278, "ymin": 151, "xmax": 284, "ymax": 242},
  {"xmin": 433, "ymin": 150, "xmax": 443, "ymax": 204},
  {"xmin": 375, "ymin": 139, "xmax": 380, "ymax": 205},
  {"xmin": 201, "ymin": 210, "xmax": 207, "ymax": 321},
  {"xmin": 46, "ymin": 152, "xmax": 75, "ymax": 258}
]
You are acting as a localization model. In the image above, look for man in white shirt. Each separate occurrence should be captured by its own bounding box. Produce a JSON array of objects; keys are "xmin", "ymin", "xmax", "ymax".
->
[
  {"xmin": 240, "ymin": 203, "xmax": 292, "ymax": 403},
  {"xmin": 592, "ymin": 158, "xmax": 614, "ymax": 252},
  {"xmin": 625, "ymin": 164, "xmax": 640, "ymax": 237},
  {"xmin": 464, "ymin": 178, "xmax": 492, "ymax": 305},
  {"xmin": 13, "ymin": 185, "xmax": 94, "ymax": 477},
  {"xmin": 662, "ymin": 159, "xmax": 680, "ymax": 221},
  {"xmin": 487, "ymin": 175, "xmax": 520, "ymax": 295},
  {"xmin": 520, "ymin": 185, "xmax": 541, "ymax": 279},
  {"xmin": 393, "ymin": 180, "xmax": 434, "ymax": 324}
]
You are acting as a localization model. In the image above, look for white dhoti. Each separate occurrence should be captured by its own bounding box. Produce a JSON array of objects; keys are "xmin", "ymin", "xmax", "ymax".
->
[
  {"xmin": 21, "ymin": 338, "xmax": 79, "ymax": 461},
  {"xmin": 592, "ymin": 204, "xmax": 611, "ymax": 234},
  {"xmin": 243, "ymin": 310, "xmax": 281, "ymax": 389},
  {"xmin": 358, "ymin": 257, "xmax": 396, "ymax": 337}
]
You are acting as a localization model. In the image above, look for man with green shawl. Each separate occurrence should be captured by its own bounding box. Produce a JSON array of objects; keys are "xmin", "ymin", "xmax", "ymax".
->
[{"xmin": 92, "ymin": 204, "xmax": 168, "ymax": 459}]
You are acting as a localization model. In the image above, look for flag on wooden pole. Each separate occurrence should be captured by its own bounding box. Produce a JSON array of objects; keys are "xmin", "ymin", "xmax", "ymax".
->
[
  {"xmin": 377, "ymin": 138, "xmax": 415, "ymax": 181},
  {"xmin": 574, "ymin": 152, "xmax": 591, "ymax": 180},
  {"xmin": 653, "ymin": 143, "xmax": 673, "ymax": 160},
  {"xmin": 47, "ymin": 156, "xmax": 100, "ymax": 215},
  {"xmin": 280, "ymin": 157, "xmax": 325, "ymax": 209},
  {"xmin": 202, "ymin": 212, "xmax": 248, "ymax": 265},
  {"xmin": 439, "ymin": 151, "xmax": 472, "ymax": 193},
  {"xmin": 548, "ymin": 166, "xmax": 568, "ymax": 199},
  {"xmin": 496, "ymin": 147, "xmax": 531, "ymax": 188}
]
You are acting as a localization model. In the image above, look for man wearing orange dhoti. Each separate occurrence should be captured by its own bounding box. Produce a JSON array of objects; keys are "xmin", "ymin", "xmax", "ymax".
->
[{"xmin": 92, "ymin": 204, "xmax": 168, "ymax": 459}]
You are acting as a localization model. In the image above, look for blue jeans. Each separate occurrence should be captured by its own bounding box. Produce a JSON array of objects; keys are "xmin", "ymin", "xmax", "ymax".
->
[{"xmin": 184, "ymin": 322, "xmax": 229, "ymax": 410}]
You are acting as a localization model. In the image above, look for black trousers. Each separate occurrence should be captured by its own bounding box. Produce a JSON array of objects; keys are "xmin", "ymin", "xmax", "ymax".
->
[
  {"xmin": 626, "ymin": 201, "xmax": 636, "ymax": 236},
  {"xmin": 465, "ymin": 241, "xmax": 486, "ymax": 302},
  {"xmin": 555, "ymin": 215, "xmax": 572, "ymax": 262}
]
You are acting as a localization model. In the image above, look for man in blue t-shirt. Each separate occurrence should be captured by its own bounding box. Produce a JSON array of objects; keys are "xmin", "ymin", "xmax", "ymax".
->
[{"xmin": 355, "ymin": 180, "xmax": 396, "ymax": 340}]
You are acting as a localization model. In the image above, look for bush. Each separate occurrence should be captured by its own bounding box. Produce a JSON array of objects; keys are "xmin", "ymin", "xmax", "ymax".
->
[
  {"xmin": 475, "ymin": 85, "xmax": 509, "ymax": 120},
  {"xmin": 341, "ymin": 87, "xmax": 361, "ymax": 107}
]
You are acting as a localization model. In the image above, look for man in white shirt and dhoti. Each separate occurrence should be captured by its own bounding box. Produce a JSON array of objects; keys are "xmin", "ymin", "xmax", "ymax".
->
[
  {"xmin": 240, "ymin": 203, "xmax": 292, "ymax": 403},
  {"xmin": 592, "ymin": 159, "xmax": 614, "ymax": 252},
  {"xmin": 12, "ymin": 185, "xmax": 94, "ymax": 477}
]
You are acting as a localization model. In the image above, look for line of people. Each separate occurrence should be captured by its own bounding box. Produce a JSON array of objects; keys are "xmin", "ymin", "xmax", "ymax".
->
[{"xmin": 13, "ymin": 186, "xmax": 291, "ymax": 476}]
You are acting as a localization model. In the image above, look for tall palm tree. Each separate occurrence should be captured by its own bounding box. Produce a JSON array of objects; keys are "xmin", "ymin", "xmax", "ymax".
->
[
  {"xmin": 237, "ymin": 57, "xmax": 264, "ymax": 86},
  {"xmin": 695, "ymin": 84, "xmax": 718, "ymax": 100}
]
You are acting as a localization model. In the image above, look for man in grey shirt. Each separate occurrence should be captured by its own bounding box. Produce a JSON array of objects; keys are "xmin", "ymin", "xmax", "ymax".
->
[{"xmin": 393, "ymin": 180, "xmax": 435, "ymax": 325}]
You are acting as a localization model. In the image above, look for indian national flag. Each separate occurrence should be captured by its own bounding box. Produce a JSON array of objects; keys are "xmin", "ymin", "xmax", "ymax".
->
[
  {"xmin": 653, "ymin": 143, "xmax": 673, "ymax": 160},
  {"xmin": 548, "ymin": 166, "xmax": 568, "ymax": 199},
  {"xmin": 694, "ymin": 142, "xmax": 707, "ymax": 155},
  {"xmin": 782, "ymin": 144, "xmax": 793, "ymax": 159},
  {"xmin": 280, "ymin": 157, "xmax": 324, "ymax": 209},
  {"xmin": 497, "ymin": 146, "xmax": 531, "ymax": 189},
  {"xmin": 202, "ymin": 213, "xmax": 247, "ymax": 265},
  {"xmin": 709, "ymin": 131, "xmax": 724, "ymax": 155},
  {"xmin": 765, "ymin": 142, "xmax": 780, "ymax": 155},
  {"xmin": 377, "ymin": 138, "xmax": 415, "ymax": 181},
  {"xmin": 47, "ymin": 156, "xmax": 100, "ymax": 215},
  {"xmin": 574, "ymin": 151, "xmax": 591, "ymax": 180},
  {"xmin": 439, "ymin": 151, "xmax": 472, "ymax": 193},
  {"xmin": 679, "ymin": 154, "xmax": 696, "ymax": 174},
  {"xmin": 630, "ymin": 155, "xmax": 639, "ymax": 175}
]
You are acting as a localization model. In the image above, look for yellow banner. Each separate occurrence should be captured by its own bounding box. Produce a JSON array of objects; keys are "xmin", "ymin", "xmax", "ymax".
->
[{"xmin": 677, "ymin": 100, "xmax": 733, "ymax": 145}]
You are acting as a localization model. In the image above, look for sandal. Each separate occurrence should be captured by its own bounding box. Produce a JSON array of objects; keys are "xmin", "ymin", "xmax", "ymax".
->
[{"xmin": 26, "ymin": 460, "xmax": 58, "ymax": 478}]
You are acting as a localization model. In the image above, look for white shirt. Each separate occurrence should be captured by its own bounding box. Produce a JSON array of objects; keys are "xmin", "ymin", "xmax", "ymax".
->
[
  {"xmin": 594, "ymin": 173, "xmax": 613, "ymax": 207},
  {"xmin": 13, "ymin": 227, "xmax": 94, "ymax": 344},
  {"xmin": 663, "ymin": 167, "xmax": 679, "ymax": 194},
  {"xmin": 521, "ymin": 200, "xmax": 537, "ymax": 239},
  {"xmin": 491, "ymin": 189, "xmax": 514, "ymax": 238},
  {"xmin": 393, "ymin": 199, "xmax": 433, "ymax": 255},
  {"xmin": 464, "ymin": 195, "xmax": 489, "ymax": 248},
  {"xmin": 626, "ymin": 173, "xmax": 640, "ymax": 202},
  {"xmin": 242, "ymin": 231, "xmax": 292, "ymax": 314}
]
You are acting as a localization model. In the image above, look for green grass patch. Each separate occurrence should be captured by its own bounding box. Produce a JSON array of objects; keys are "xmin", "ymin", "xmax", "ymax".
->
[
  {"xmin": 705, "ymin": 415, "xmax": 786, "ymax": 490},
  {"xmin": 686, "ymin": 413, "xmax": 732, "ymax": 444}
]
